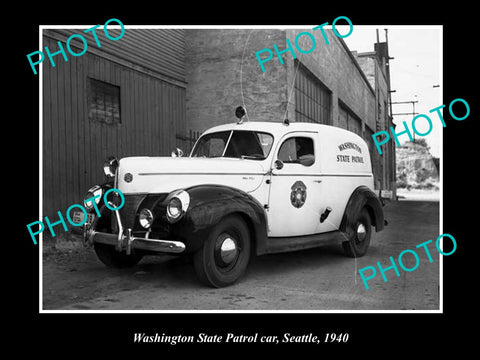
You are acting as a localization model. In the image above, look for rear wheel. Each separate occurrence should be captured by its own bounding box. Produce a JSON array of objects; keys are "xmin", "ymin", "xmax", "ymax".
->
[
  {"xmin": 94, "ymin": 243, "xmax": 143, "ymax": 268},
  {"xmin": 193, "ymin": 215, "xmax": 251, "ymax": 287},
  {"xmin": 342, "ymin": 208, "xmax": 372, "ymax": 257}
]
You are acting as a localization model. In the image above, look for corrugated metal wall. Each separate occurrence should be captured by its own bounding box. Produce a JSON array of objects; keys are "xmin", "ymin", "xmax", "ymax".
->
[{"xmin": 42, "ymin": 29, "xmax": 186, "ymax": 216}]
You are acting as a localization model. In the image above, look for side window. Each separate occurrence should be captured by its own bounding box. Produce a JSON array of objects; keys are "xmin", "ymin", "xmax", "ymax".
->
[{"xmin": 278, "ymin": 137, "xmax": 315, "ymax": 166}]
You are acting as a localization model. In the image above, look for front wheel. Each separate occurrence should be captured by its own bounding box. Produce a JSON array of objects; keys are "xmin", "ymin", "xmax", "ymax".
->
[
  {"xmin": 342, "ymin": 208, "xmax": 372, "ymax": 257},
  {"xmin": 193, "ymin": 215, "xmax": 251, "ymax": 287}
]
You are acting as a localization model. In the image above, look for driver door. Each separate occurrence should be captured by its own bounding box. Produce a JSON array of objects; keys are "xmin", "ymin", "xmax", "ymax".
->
[{"xmin": 267, "ymin": 132, "xmax": 327, "ymax": 237}]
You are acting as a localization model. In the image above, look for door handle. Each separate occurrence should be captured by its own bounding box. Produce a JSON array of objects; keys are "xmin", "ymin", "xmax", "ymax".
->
[{"xmin": 313, "ymin": 180, "xmax": 322, "ymax": 183}]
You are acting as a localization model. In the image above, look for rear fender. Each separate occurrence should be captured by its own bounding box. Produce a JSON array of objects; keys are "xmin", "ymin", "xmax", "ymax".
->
[{"xmin": 340, "ymin": 186, "xmax": 385, "ymax": 237}]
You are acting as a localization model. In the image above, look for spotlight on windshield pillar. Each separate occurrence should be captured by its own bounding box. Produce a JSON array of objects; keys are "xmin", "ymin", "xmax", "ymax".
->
[{"xmin": 235, "ymin": 106, "xmax": 246, "ymax": 124}]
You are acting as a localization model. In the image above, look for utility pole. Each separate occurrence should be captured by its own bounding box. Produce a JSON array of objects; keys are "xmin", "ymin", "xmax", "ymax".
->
[
  {"xmin": 385, "ymin": 29, "xmax": 394, "ymax": 121},
  {"xmin": 391, "ymin": 100, "xmax": 418, "ymax": 115},
  {"xmin": 391, "ymin": 100, "xmax": 419, "ymax": 140}
]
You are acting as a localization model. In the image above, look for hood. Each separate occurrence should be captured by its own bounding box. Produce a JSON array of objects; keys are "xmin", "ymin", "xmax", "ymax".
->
[{"xmin": 116, "ymin": 156, "xmax": 267, "ymax": 195}]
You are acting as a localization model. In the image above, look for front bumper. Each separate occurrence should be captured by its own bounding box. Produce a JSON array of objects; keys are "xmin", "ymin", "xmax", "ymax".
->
[
  {"xmin": 86, "ymin": 228, "xmax": 185, "ymax": 254},
  {"xmin": 84, "ymin": 207, "xmax": 185, "ymax": 255}
]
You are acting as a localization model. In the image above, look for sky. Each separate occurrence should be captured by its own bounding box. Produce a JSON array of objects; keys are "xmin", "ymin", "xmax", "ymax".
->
[{"xmin": 343, "ymin": 26, "xmax": 442, "ymax": 157}]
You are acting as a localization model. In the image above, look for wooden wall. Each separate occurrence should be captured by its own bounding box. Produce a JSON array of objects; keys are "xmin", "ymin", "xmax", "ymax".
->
[
  {"xmin": 44, "ymin": 28, "xmax": 186, "ymax": 85},
  {"xmin": 42, "ymin": 31, "xmax": 186, "ymax": 216}
]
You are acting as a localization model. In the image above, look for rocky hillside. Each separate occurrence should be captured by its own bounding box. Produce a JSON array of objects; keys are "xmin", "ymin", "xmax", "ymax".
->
[{"xmin": 396, "ymin": 140, "xmax": 439, "ymax": 190}]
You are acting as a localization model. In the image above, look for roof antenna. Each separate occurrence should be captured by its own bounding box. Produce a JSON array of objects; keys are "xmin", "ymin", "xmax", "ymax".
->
[
  {"xmin": 239, "ymin": 29, "xmax": 253, "ymax": 123},
  {"xmin": 235, "ymin": 106, "xmax": 247, "ymax": 124}
]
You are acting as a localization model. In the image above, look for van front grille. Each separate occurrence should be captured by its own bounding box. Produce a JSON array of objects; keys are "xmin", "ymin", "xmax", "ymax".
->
[{"xmin": 119, "ymin": 194, "xmax": 147, "ymax": 230}]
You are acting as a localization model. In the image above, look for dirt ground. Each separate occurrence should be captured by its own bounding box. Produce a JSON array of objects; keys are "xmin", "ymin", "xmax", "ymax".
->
[{"xmin": 42, "ymin": 199, "xmax": 440, "ymax": 311}]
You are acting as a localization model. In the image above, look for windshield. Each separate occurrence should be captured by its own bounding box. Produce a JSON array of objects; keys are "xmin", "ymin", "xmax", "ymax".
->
[{"xmin": 191, "ymin": 130, "xmax": 274, "ymax": 160}]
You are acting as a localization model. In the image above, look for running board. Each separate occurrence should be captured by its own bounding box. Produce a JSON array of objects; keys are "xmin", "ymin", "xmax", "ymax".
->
[{"xmin": 264, "ymin": 230, "xmax": 346, "ymax": 255}]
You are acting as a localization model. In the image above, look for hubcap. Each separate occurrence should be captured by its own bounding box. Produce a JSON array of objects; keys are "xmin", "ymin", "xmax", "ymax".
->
[
  {"xmin": 356, "ymin": 223, "xmax": 367, "ymax": 242},
  {"xmin": 220, "ymin": 237, "xmax": 238, "ymax": 264},
  {"xmin": 215, "ymin": 233, "xmax": 239, "ymax": 268}
]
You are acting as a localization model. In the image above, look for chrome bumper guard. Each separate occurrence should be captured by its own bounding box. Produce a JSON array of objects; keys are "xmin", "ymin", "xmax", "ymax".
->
[
  {"xmin": 84, "ymin": 208, "xmax": 185, "ymax": 255},
  {"xmin": 86, "ymin": 229, "xmax": 185, "ymax": 254}
]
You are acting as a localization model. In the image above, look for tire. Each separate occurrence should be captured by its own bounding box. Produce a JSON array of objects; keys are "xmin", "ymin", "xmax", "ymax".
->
[
  {"xmin": 342, "ymin": 208, "xmax": 372, "ymax": 257},
  {"xmin": 193, "ymin": 215, "xmax": 251, "ymax": 287},
  {"xmin": 94, "ymin": 243, "xmax": 143, "ymax": 268}
]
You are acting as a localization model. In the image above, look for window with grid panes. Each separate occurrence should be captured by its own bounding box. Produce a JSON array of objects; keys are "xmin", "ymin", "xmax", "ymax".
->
[
  {"xmin": 338, "ymin": 101, "xmax": 362, "ymax": 136},
  {"xmin": 87, "ymin": 78, "xmax": 121, "ymax": 125},
  {"xmin": 294, "ymin": 60, "xmax": 331, "ymax": 124}
]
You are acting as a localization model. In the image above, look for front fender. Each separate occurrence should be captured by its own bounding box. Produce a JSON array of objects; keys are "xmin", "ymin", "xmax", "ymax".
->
[
  {"xmin": 176, "ymin": 185, "xmax": 269, "ymax": 254},
  {"xmin": 340, "ymin": 185, "xmax": 385, "ymax": 237}
]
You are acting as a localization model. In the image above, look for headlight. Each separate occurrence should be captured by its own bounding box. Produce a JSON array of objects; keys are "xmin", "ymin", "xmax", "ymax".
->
[
  {"xmin": 166, "ymin": 190, "xmax": 190, "ymax": 223},
  {"xmin": 103, "ymin": 156, "xmax": 118, "ymax": 178},
  {"xmin": 138, "ymin": 208, "xmax": 154, "ymax": 229},
  {"xmin": 167, "ymin": 198, "xmax": 182, "ymax": 219},
  {"xmin": 84, "ymin": 185, "xmax": 103, "ymax": 210}
]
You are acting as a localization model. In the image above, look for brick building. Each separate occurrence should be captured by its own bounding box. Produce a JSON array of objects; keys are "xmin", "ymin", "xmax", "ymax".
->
[
  {"xmin": 41, "ymin": 27, "xmax": 396, "ymax": 217},
  {"xmin": 354, "ymin": 42, "xmax": 396, "ymax": 194},
  {"xmin": 185, "ymin": 28, "xmax": 396, "ymax": 194}
]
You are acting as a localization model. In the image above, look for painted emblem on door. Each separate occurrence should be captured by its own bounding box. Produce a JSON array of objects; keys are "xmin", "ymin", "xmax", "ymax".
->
[{"xmin": 290, "ymin": 180, "xmax": 307, "ymax": 208}]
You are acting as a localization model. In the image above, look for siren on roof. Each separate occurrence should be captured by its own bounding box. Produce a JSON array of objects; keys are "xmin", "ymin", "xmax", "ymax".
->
[{"xmin": 235, "ymin": 106, "xmax": 247, "ymax": 124}]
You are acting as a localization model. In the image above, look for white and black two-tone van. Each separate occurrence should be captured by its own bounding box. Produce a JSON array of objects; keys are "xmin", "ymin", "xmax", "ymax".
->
[{"xmin": 76, "ymin": 107, "xmax": 386, "ymax": 287}]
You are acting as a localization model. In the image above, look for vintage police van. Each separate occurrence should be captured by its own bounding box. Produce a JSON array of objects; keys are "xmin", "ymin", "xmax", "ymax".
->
[{"xmin": 80, "ymin": 109, "xmax": 385, "ymax": 287}]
